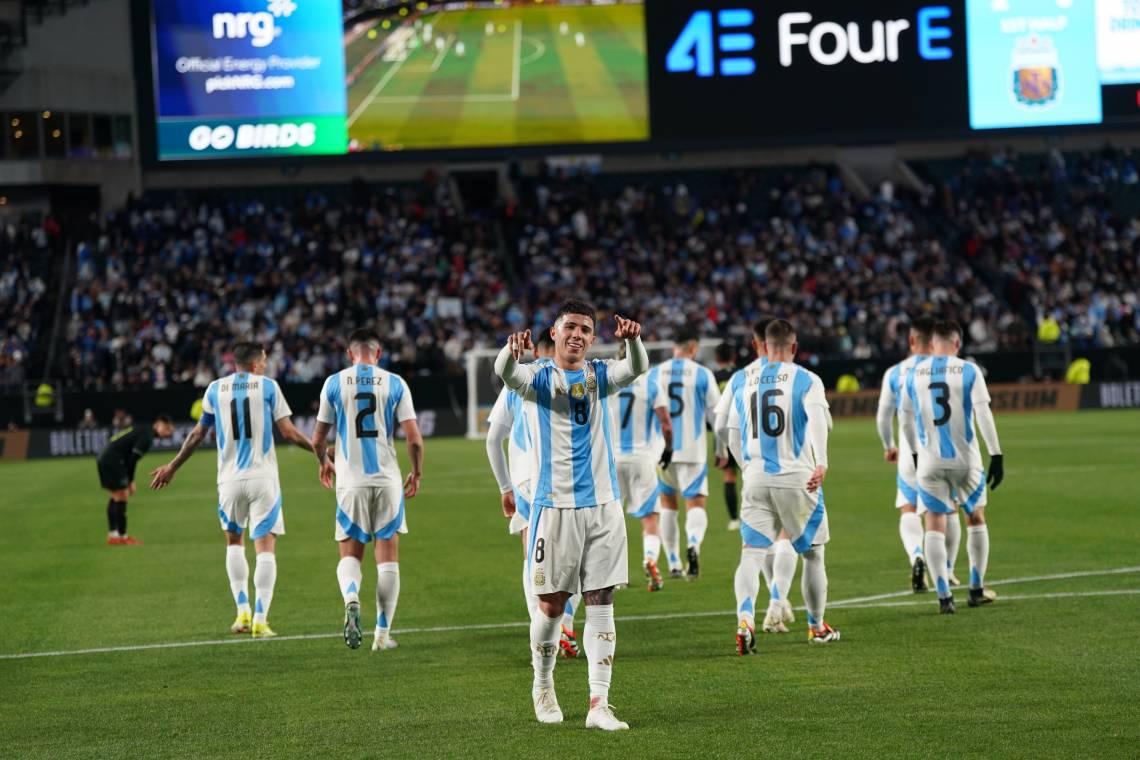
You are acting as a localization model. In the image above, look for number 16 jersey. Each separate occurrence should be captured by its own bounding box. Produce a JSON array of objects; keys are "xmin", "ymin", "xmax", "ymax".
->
[
  {"xmin": 901, "ymin": 355, "xmax": 990, "ymax": 472},
  {"xmin": 317, "ymin": 363, "xmax": 416, "ymax": 488}
]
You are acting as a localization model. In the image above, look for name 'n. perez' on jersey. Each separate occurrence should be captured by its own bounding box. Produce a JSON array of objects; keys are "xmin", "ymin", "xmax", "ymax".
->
[
  {"xmin": 902, "ymin": 355, "xmax": 991, "ymax": 471},
  {"xmin": 317, "ymin": 363, "xmax": 416, "ymax": 488},
  {"xmin": 201, "ymin": 372, "xmax": 293, "ymax": 485},
  {"xmin": 613, "ymin": 366, "xmax": 667, "ymax": 462},
  {"xmin": 655, "ymin": 358, "xmax": 720, "ymax": 464}
]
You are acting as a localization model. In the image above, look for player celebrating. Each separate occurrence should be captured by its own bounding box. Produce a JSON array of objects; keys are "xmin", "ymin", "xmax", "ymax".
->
[
  {"xmin": 495, "ymin": 300, "xmax": 647, "ymax": 731},
  {"xmin": 719, "ymin": 320, "xmax": 838, "ymax": 653},
  {"xmin": 97, "ymin": 413, "xmax": 174, "ymax": 545},
  {"xmin": 713, "ymin": 342, "xmax": 741, "ymax": 532},
  {"xmin": 876, "ymin": 315, "xmax": 938, "ymax": 592},
  {"xmin": 486, "ymin": 332, "xmax": 582, "ymax": 657},
  {"xmin": 899, "ymin": 320, "xmax": 1003, "ymax": 614},
  {"xmin": 311, "ymin": 328, "xmax": 425, "ymax": 651},
  {"xmin": 655, "ymin": 327, "xmax": 721, "ymax": 578},
  {"xmin": 150, "ymin": 343, "xmax": 316, "ymax": 637},
  {"xmin": 612, "ymin": 342, "xmax": 673, "ymax": 591}
]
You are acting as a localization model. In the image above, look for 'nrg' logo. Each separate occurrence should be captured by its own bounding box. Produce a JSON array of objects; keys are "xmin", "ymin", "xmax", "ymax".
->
[{"xmin": 666, "ymin": 9, "xmax": 757, "ymax": 77}]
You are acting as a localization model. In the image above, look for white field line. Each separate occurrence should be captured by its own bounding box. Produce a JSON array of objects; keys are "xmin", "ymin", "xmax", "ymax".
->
[
  {"xmin": 1, "ymin": 567, "xmax": 1136, "ymax": 662},
  {"xmin": 511, "ymin": 18, "xmax": 521, "ymax": 100},
  {"xmin": 348, "ymin": 52, "xmax": 411, "ymax": 126}
]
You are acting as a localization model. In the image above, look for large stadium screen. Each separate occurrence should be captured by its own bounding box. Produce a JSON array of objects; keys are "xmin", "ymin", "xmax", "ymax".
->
[{"xmin": 143, "ymin": 0, "xmax": 1140, "ymax": 162}]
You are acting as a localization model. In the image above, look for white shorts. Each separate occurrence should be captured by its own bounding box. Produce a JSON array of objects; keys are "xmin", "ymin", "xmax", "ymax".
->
[
  {"xmin": 218, "ymin": 478, "xmax": 283, "ymax": 539},
  {"xmin": 617, "ymin": 458, "xmax": 660, "ymax": 518},
  {"xmin": 528, "ymin": 501, "xmax": 628, "ymax": 595},
  {"xmin": 509, "ymin": 481, "xmax": 534, "ymax": 535},
  {"xmin": 335, "ymin": 484, "xmax": 408, "ymax": 543},
  {"xmin": 740, "ymin": 483, "xmax": 829, "ymax": 554},
  {"xmin": 917, "ymin": 467, "xmax": 987, "ymax": 516},
  {"xmin": 896, "ymin": 453, "xmax": 919, "ymax": 509},
  {"xmin": 659, "ymin": 461, "xmax": 709, "ymax": 500}
]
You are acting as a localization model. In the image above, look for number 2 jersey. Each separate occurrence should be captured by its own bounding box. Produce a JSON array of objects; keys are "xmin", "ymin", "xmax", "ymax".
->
[
  {"xmin": 900, "ymin": 355, "xmax": 995, "ymax": 472},
  {"xmin": 655, "ymin": 358, "xmax": 720, "ymax": 464},
  {"xmin": 317, "ymin": 363, "xmax": 416, "ymax": 488},
  {"xmin": 201, "ymin": 372, "xmax": 293, "ymax": 485},
  {"xmin": 721, "ymin": 360, "xmax": 830, "ymax": 488}
]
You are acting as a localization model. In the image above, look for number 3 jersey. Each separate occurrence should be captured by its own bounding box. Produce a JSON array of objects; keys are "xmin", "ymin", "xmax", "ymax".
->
[
  {"xmin": 722, "ymin": 360, "xmax": 830, "ymax": 488},
  {"xmin": 317, "ymin": 363, "xmax": 417, "ymax": 488},
  {"xmin": 901, "ymin": 355, "xmax": 991, "ymax": 472},
  {"xmin": 200, "ymin": 372, "xmax": 293, "ymax": 485}
]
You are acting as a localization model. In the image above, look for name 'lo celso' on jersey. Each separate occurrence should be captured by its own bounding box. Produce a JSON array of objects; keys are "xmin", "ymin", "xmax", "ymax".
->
[{"xmin": 201, "ymin": 372, "xmax": 292, "ymax": 484}]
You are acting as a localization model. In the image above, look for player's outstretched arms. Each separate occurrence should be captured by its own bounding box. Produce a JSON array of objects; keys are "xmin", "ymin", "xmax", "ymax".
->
[
  {"xmin": 401, "ymin": 419, "xmax": 424, "ymax": 498},
  {"xmin": 311, "ymin": 421, "xmax": 335, "ymax": 489},
  {"xmin": 150, "ymin": 422, "xmax": 210, "ymax": 490},
  {"xmin": 275, "ymin": 417, "xmax": 316, "ymax": 455},
  {"xmin": 495, "ymin": 331, "xmax": 537, "ymax": 391}
]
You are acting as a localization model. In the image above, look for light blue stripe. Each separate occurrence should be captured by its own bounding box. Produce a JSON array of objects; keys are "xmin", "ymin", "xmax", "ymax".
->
[
  {"xmin": 262, "ymin": 379, "xmax": 276, "ymax": 457},
  {"xmin": 889, "ymin": 365, "xmax": 901, "ymax": 412},
  {"xmin": 378, "ymin": 612, "xmax": 388, "ymax": 629},
  {"xmin": 908, "ymin": 360, "xmax": 927, "ymax": 448},
  {"xmin": 658, "ymin": 476, "xmax": 676, "ymax": 495},
  {"xmin": 719, "ymin": 33, "xmax": 754, "ymax": 52},
  {"xmin": 682, "ymin": 464, "xmax": 708, "ymax": 499},
  {"xmin": 962, "ymin": 362, "xmax": 976, "ymax": 445},
  {"xmin": 720, "ymin": 58, "xmax": 756, "ymax": 76},
  {"xmin": 761, "ymin": 363, "xmax": 780, "ymax": 474},
  {"xmin": 514, "ymin": 489, "xmax": 531, "ymax": 522},
  {"xmin": 326, "ymin": 375, "xmax": 348, "ymax": 460},
  {"xmin": 631, "ymin": 484, "xmax": 659, "ymax": 519},
  {"xmin": 932, "ymin": 356, "xmax": 956, "ymax": 460},
  {"xmin": 791, "ymin": 368, "xmax": 811, "ymax": 458},
  {"xmin": 567, "ymin": 369, "xmax": 597, "ymax": 508},
  {"xmin": 509, "ymin": 393, "xmax": 529, "ymax": 453},
  {"xmin": 385, "ymin": 375, "xmax": 404, "ymax": 441},
  {"xmin": 251, "ymin": 491, "xmax": 283, "ymax": 539},
  {"xmin": 218, "ymin": 504, "xmax": 242, "ymax": 534},
  {"xmin": 534, "ymin": 372, "xmax": 554, "ymax": 507},
  {"xmin": 336, "ymin": 505, "xmax": 372, "ymax": 544},
  {"xmin": 670, "ymin": 360, "xmax": 684, "ymax": 451},
  {"xmin": 739, "ymin": 596, "xmax": 754, "ymax": 615},
  {"xmin": 233, "ymin": 373, "xmax": 252, "ymax": 471},
  {"xmin": 792, "ymin": 490, "xmax": 827, "ymax": 553},
  {"xmin": 740, "ymin": 520, "xmax": 773, "ymax": 549},
  {"xmin": 375, "ymin": 496, "xmax": 404, "ymax": 540},
  {"xmin": 596, "ymin": 363, "xmax": 620, "ymax": 501},
  {"xmin": 770, "ymin": 582, "xmax": 780, "ymax": 601},
  {"xmin": 718, "ymin": 8, "xmax": 753, "ymax": 26},
  {"xmin": 730, "ymin": 371, "xmax": 749, "ymax": 462},
  {"xmin": 645, "ymin": 367, "xmax": 660, "ymax": 444},
  {"xmin": 207, "ymin": 382, "xmax": 225, "ymax": 456},
  {"xmin": 356, "ymin": 365, "xmax": 380, "ymax": 475},
  {"xmin": 897, "ymin": 474, "xmax": 918, "ymax": 505},
  {"xmin": 694, "ymin": 366, "xmax": 709, "ymax": 447},
  {"xmin": 970, "ymin": 567, "xmax": 981, "ymax": 588},
  {"xmin": 961, "ymin": 472, "xmax": 986, "ymax": 515},
  {"xmin": 918, "ymin": 486, "xmax": 954, "ymax": 514}
]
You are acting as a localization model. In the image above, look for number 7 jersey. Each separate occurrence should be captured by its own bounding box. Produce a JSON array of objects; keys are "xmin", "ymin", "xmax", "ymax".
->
[
  {"xmin": 317, "ymin": 363, "xmax": 417, "ymax": 487},
  {"xmin": 901, "ymin": 355, "xmax": 991, "ymax": 471}
]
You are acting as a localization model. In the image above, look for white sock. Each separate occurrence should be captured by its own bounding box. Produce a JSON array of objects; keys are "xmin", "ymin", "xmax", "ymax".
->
[
  {"xmin": 563, "ymin": 590, "xmax": 581, "ymax": 632},
  {"xmin": 522, "ymin": 560, "xmax": 539, "ymax": 620},
  {"xmin": 336, "ymin": 556, "xmax": 362, "ymax": 604},
  {"xmin": 772, "ymin": 539, "xmax": 797, "ymax": 605},
  {"xmin": 253, "ymin": 552, "xmax": 276, "ymax": 625},
  {"xmin": 967, "ymin": 525, "xmax": 990, "ymax": 590},
  {"xmin": 924, "ymin": 530, "xmax": 951, "ymax": 598},
  {"xmin": 583, "ymin": 604, "xmax": 616, "ymax": 704},
  {"xmin": 762, "ymin": 548, "xmax": 775, "ymax": 590},
  {"xmin": 659, "ymin": 508, "xmax": 682, "ymax": 571},
  {"xmin": 685, "ymin": 506, "xmax": 708, "ymax": 552},
  {"xmin": 734, "ymin": 547, "xmax": 765, "ymax": 627},
  {"xmin": 899, "ymin": 511, "xmax": 924, "ymax": 567},
  {"xmin": 945, "ymin": 513, "xmax": 962, "ymax": 578},
  {"xmin": 530, "ymin": 612, "xmax": 562, "ymax": 689},
  {"xmin": 226, "ymin": 545, "xmax": 250, "ymax": 614},
  {"xmin": 376, "ymin": 562, "xmax": 400, "ymax": 636},
  {"xmin": 801, "ymin": 546, "xmax": 828, "ymax": 630},
  {"xmin": 642, "ymin": 531, "xmax": 662, "ymax": 566}
]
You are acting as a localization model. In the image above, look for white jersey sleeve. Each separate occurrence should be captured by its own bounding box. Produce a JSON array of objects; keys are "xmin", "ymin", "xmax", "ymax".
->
[
  {"xmin": 318, "ymin": 364, "xmax": 414, "ymax": 488},
  {"xmin": 203, "ymin": 372, "xmax": 284, "ymax": 484}
]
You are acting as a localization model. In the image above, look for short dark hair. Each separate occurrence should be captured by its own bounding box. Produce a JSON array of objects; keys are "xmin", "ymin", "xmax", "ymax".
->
[
  {"xmin": 909, "ymin": 315, "xmax": 937, "ymax": 344},
  {"xmin": 674, "ymin": 325, "xmax": 700, "ymax": 346},
  {"xmin": 347, "ymin": 328, "xmax": 382, "ymax": 350},
  {"xmin": 933, "ymin": 320, "xmax": 962, "ymax": 342},
  {"xmin": 715, "ymin": 342, "xmax": 735, "ymax": 363},
  {"xmin": 536, "ymin": 331, "xmax": 556, "ymax": 350},
  {"xmin": 554, "ymin": 299, "xmax": 596, "ymax": 328},
  {"xmin": 233, "ymin": 342, "xmax": 265, "ymax": 367},
  {"xmin": 765, "ymin": 319, "xmax": 797, "ymax": 348},
  {"xmin": 753, "ymin": 317, "xmax": 774, "ymax": 340},
  {"xmin": 154, "ymin": 414, "xmax": 173, "ymax": 426}
]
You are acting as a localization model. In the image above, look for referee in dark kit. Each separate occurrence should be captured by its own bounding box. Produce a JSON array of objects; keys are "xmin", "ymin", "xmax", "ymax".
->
[{"xmin": 97, "ymin": 414, "xmax": 174, "ymax": 545}]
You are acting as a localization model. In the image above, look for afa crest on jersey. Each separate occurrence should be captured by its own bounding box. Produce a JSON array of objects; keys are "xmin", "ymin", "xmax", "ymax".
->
[{"xmin": 1011, "ymin": 35, "xmax": 1060, "ymax": 107}]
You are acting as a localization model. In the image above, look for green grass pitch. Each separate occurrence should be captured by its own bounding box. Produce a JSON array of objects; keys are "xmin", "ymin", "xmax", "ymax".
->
[
  {"xmin": 1, "ymin": 410, "xmax": 1138, "ymax": 758},
  {"xmin": 345, "ymin": 4, "xmax": 648, "ymax": 151}
]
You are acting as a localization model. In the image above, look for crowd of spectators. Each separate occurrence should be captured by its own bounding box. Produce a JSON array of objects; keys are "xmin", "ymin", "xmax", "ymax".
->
[
  {"xmin": 33, "ymin": 151, "xmax": 1140, "ymax": 390},
  {"xmin": 0, "ymin": 214, "xmax": 57, "ymax": 390}
]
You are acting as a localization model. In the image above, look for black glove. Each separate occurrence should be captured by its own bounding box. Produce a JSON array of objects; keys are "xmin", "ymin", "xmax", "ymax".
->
[
  {"xmin": 987, "ymin": 454, "xmax": 1004, "ymax": 491},
  {"xmin": 659, "ymin": 447, "xmax": 673, "ymax": 469}
]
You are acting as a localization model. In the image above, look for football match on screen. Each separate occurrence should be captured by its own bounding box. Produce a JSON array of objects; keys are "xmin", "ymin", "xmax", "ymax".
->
[{"xmin": 1, "ymin": 0, "xmax": 1139, "ymax": 757}]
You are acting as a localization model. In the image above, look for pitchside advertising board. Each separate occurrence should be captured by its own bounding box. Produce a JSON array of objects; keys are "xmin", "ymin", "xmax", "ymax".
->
[{"xmin": 140, "ymin": 0, "xmax": 1140, "ymax": 162}]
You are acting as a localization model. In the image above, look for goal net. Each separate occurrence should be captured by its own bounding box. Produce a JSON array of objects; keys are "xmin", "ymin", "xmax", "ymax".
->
[{"xmin": 464, "ymin": 339, "xmax": 723, "ymax": 438}]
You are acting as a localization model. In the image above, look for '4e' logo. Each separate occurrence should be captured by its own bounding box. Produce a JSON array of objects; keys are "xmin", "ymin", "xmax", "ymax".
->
[{"xmin": 666, "ymin": 9, "xmax": 756, "ymax": 77}]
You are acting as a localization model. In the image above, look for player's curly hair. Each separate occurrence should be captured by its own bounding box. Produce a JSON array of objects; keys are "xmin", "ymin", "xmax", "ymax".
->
[{"xmin": 554, "ymin": 299, "xmax": 597, "ymax": 327}]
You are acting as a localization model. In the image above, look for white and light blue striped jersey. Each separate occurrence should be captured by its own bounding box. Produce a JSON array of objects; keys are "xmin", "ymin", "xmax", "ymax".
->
[
  {"xmin": 901, "ymin": 355, "xmax": 991, "ymax": 471},
  {"xmin": 654, "ymin": 358, "xmax": 721, "ymax": 463},
  {"xmin": 317, "ymin": 363, "xmax": 416, "ymax": 488},
  {"xmin": 486, "ymin": 359, "xmax": 554, "ymax": 488},
  {"xmin": 714, "ymin": 357, "xmax": 766, "ymax": 462},
  {"xmin": 612, "ymin": 366, "xmax": 667, "ymax": 462},
  {"xmin": 877, "ymin": 355, "xmax": 924, "ymax": 454},
  {"xmin": 200, "ymin": 372, "xmax": 292, "ymax": 485},
  {"xmin": 515, "ymin": 358, "xmax": 639, "ymax": 509},
  {"xmin": 724, "ymin": 361, "xmax": 829, "ymax": 487}
]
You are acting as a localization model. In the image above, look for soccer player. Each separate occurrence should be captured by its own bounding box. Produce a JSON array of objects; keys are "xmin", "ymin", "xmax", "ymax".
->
[
  {"xmin": 899, "ymin": 320, "xmax": 1004, "ymax": 614},
  {"xmin": 486, "ymin": 332, "xmax": 582, "ymax": 657},
  {"xmin": 612, "ymin": 342, "xmax": 673, "ymax": 591},
  {"xmin": 655, "ymin": 327, "xmax": 721, "ymax": 578},
  {"xmin": 97, "ymin": 413, "xmax": 174, "ymax": 545},
  {"xmin": 876, "ymin": 315, "xmax": 938, "ymax": 592},
  {"xmin": 713, "ymin": 342, "xmax": 741, "ymax": 531},
  {"xmin": 311, "ymin": 328, "xmax": 424, "ymax": 651},
  {"xmin": 719, "ymin": 320, "xmax": 839, "ymax": 653},
  {"xmin": 150, "ymin": 343, "xmax": 316, "ymax": 637},
  {"xmin": 495, "ymin": 299, "xmax": 647, "ymax": 731}
]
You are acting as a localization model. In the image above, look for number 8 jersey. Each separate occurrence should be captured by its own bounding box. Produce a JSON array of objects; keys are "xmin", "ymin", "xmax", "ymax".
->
[
  {"xmin": 901, "ymin": 355, "xmax": 991, "ymax": 472},
  {"xmin": 317, "ymin": 363, "xmax": 417, "ymax": 487}
]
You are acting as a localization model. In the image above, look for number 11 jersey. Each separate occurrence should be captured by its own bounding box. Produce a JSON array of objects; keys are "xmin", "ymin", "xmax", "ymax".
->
[
  {"xmin": 317, "ymin": 363, "xmax": 417, "ymax": 488},
  {"xmin": 201, "ymin": 372, "xmax": 293, "ymax": 485},
  {"xmin": 901, "ymin": 355, "xmax": 990, "ymax": 472}
]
